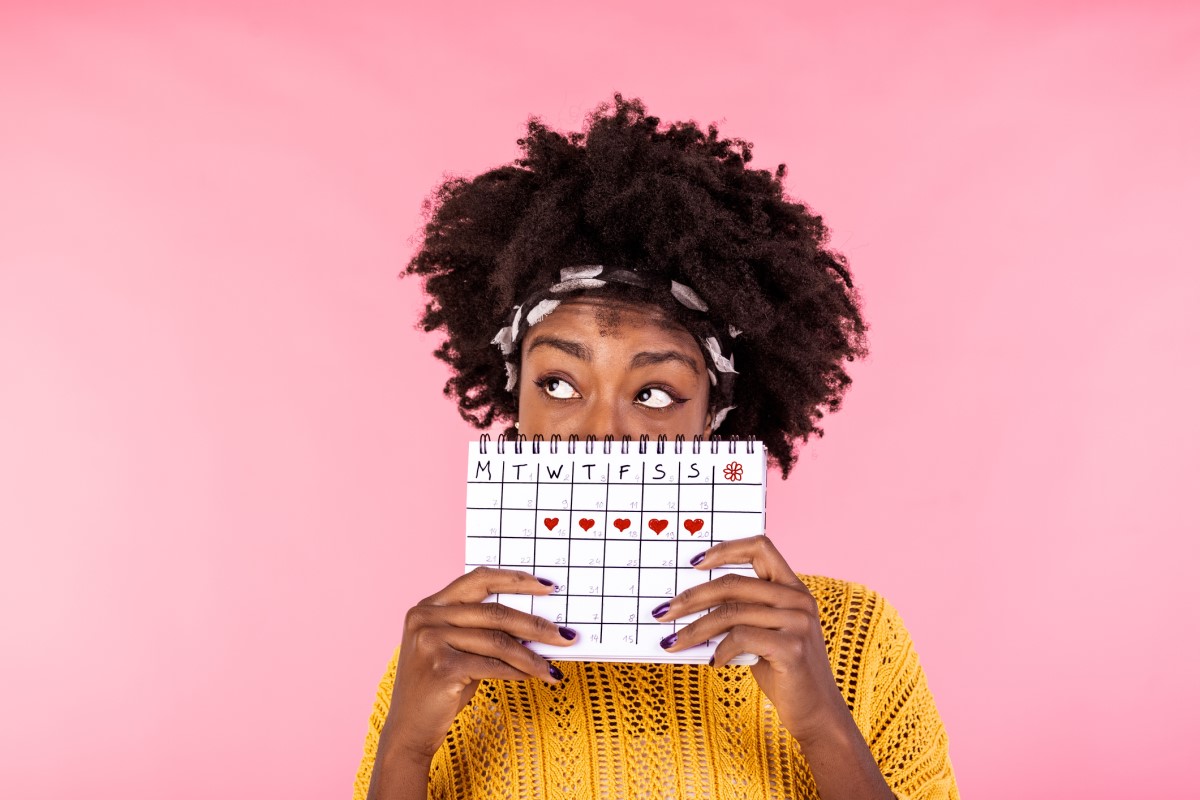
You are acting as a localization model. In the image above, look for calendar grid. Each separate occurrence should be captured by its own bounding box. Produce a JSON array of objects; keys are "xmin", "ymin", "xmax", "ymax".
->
[
  {"xmin": 599, "ymin": 462, "xmax": 608, "ymax": 641},
  {"xmin": 637, "ymin": 460, "xmax": 647, "ymax": 644},
  {"xmin": 465, "ymin": 442, "xmax": 767, "ymax": 664},
  {"xmin": 674, "ymin": 461, "xmax": 683, "ymax": 642},
  {"xmin": 532, "ymin": 462, "xmax": 541, "ymax": 586},
  {"xmin": 565, "ymin": 461, "xmax": 575, "ymax": 625},
  {"xmin": 498, "ymin": 460, "xmax": 506, "ymax": 542}
]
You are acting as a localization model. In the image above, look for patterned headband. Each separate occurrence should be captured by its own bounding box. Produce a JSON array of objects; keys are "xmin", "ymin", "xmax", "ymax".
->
[{"xmin": 491, "ymin": 265, "xmax": 740, "ymax": 431}]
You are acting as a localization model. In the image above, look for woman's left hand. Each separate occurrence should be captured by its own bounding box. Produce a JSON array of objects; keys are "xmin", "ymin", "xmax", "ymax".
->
[{"xmin": 654, "ymin": 534, "xmax": 848, "ymax": 745}]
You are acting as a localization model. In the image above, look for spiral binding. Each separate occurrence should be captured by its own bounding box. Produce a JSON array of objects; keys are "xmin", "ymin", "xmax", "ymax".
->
[{"xmin": 478, "ymin": 433, "xmax": 757, "ymax": 454}]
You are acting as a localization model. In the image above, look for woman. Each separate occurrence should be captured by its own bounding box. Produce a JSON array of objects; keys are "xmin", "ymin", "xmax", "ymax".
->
[{"xmin": 354, "ymin": 94, "xmax": 959, "ymax": 800}]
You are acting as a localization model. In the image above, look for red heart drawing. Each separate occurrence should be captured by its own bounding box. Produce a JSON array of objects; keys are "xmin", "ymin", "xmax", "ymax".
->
[
  {"xmin": 648, "ymin": 519, "xmax": 668, "ymax": 534},
  {"xmin": 613, "ymin": 518, "xmax": 631, "ymax": 532},
  {"xmin": 543, "ymin": 517, "xmax": 559, "ymax": 530},
  {"xmin": 578, "ymin": 518, "xmax": 595, "ymax": 531},
  {"xmin": 684, "ymin": 519, "xmax": 704, "ymax": 534}
]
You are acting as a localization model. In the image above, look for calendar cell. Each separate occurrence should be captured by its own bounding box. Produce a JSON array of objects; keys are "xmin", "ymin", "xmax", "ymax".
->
[
  {"xmin": 676, "ymin": 539, "xmax": 710, "ymax": 568},
  {"xmin": 678, "ymin": 484, "xmax": 713, "ymax": 512},
  {"xmin": 571, "ymin": 567, "xmax": 604, "ymax": 597},
  {"xmin": 569, "ymin": 511, "xmax": 605, "ymax": 538},
  {"xmin": 505, "ymin": 482, "xmax": 538, "ymax": 510},
  {"xmin": 640, "ymin": 539, "xmax": 677, "ymax": 570},
  {"xmin": 641, "ymin": 484, "xmax": 677, "ymax": 513},
  {"xmin": 638, "ymin": 622, "xmax": 665, "ymax": 646},
  {"xmin": 607, "ymin": 484, "xmax": 641, "ymax": 514},
  {"xmin": 675, "ymin": 565, "xmax": 712, "ymax": 594},
  {"xmin": 604, "ymin": 539, "xmax": 640, "ymax": 568},
  {"xmin": 532, "ymin": 593, "xmax": 568, "ymax": 625},
  {"xmin": 573, "ymin": 623, "xmax": 603, "ymax": 647},
  {"xmin": 500, "ymin": 537, "xmax": 535, "ymax": 567},
  {"xmin": 572, "ymin": 483, "xmax": 607, "ymax": 512},
  {"xmin": 538, "ymin": 484, "xmax": 572, "ymax": 513},
  {"xmin": 604, "ymin": 568, "xmax": 639, "ymax": 597},
  {"xmin": 501, "ymin": 509, "xmax": 536, "ymax": 537},
  {"xmin": 535, "ymin": 537, "xmax": 569, "ymax": 568},
  {"xmin": 569, "ymin": 538, "xmax": 605, "ymax": 568},
  {"xmin": 608, "ymin": 624, "xmax": 639, "ymax": 647},
  {"xmin": 710, "ymin": 511, "xmax": 761, "ymax": 540},
  {"xmin": 713, "ymin": 483, "xmax": 763, "ymax": 512},
  {"xmin": 466, "ymin": 536, "xmax": 500, "ymax": 566},
  {"xmin": 568, "ymin": 595, "xmax": 603, "ymax": 625},
  {"xmin": 603, "ymin": 596, "xmax": 638, "ymax": 626},
  {"xmin": 640, "ymin": 595, "xmax": 678, "ymax": 621},
  {"xmin": 535, "ymin": 565, "xmax": 570, "ymax": 594},
  {"xmin": 466, "ymin": 481, "xmax": 502, "ymax": 509},
  {"xmin": 639, "ymin": 568, "xmax": 677, "ymax": 599}
]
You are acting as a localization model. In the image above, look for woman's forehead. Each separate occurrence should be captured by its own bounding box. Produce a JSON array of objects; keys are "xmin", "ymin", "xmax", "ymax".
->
[{"xmin": 526, "ymin": 296, "xmax": 693, "ymax": 342}]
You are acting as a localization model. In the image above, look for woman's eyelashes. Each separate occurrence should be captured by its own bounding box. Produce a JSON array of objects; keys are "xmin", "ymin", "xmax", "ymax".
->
[
  {"xmin": 635, "ymin": 386, "xmax": 685, "ymax": 409},
  {"xmin": 532, "ymin": 376, "xmax": 686, "ymax": 409},
  {"xmin": 533, "ymin": 376, "xmax": 581, "ymax": 400}
]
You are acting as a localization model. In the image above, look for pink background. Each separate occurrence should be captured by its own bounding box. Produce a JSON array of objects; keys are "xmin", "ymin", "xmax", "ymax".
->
[{"xmin": 2, "ymin": 2, "xmax": 1197, "ymax": 797}]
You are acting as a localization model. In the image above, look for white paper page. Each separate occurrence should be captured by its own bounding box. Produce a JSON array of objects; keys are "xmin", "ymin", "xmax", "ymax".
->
[{"xmin": 465, "ymin": 438, "xmax": 767, "ymax": 665}]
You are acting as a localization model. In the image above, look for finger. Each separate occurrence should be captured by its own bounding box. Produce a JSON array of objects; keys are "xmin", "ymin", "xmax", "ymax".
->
[
  {"xmin": 423, "ymin": 566, "xmax": 558, "ymax": 606},
  {"xmin": 434, "ymin": 625, "xmax": 564, "ymax": 683},
  {"xmin": 709, "ymin": 625, "xmax": 795, "ymax": 668},
  {"xmin": 690, "ymin": 535, "xmax": 807, "ymax": 587},
  {"xmin": 656, "ymin": 572, "xmax": 813, "ymax": 622},
  {"xmin": 407, "ymin": 601, "xmax": 579, "ymax": 645},
  {"xmin": 659, "ymin": 604, "xmax": 798, "ymax": 654}
]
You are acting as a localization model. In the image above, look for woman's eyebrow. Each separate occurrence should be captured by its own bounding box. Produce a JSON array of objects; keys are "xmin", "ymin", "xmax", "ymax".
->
[
  {"xmin": 629, "ymin": 350, "xmax": 700, "ymax": 375},
  {"xmin": 526, "ymin": 335, "xmax": 593, "ymax": 361}
]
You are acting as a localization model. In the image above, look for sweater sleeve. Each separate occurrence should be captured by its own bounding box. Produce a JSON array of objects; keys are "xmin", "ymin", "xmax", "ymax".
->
[
  {"xmin": 352, "ymin": 645, "xmax": 401, "ymax": 800},
  {"xmin": 864, "ymin": 594, "xmax": 959, "ymax": 800}
]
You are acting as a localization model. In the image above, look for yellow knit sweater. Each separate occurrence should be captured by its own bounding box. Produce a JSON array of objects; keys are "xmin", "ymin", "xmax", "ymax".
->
[{"xmin": 353, "ymin": 574, "xmax": 959, "ymax": 799}]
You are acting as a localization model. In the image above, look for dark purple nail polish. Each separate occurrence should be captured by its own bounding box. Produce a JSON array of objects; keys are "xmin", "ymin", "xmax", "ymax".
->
[
  {"xmin": 548, "ymin": 664, "xmax": 564, "ymax": 681},
  {"xmin": 660, "ymin": 632, "xmax": 678, "ymax": 649},
  {"xmin": 708, "ymin": 655, "xmax": 715, "ymax": 666},
  {"xmin": 520, "ymin": 640, "xmax": 532, "ymax": 646},
  {"xmin": 536, "ymin": 576, "xmax": 555, "ymax": 586},
  {"xmin": 558, "ymin": 626, "xmax": 577, "ymax": 640},
  {"xmin": 651, "ymin": 601, "xmax": 671, "ymax": 619},
  {"xmin": 689, "ymin": 552, "xmax": 706, "ymax": 566}
]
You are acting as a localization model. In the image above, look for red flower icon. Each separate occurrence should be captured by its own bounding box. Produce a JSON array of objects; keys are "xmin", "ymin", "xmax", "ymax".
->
[{"xmin": 723, "ymin": 461, "xmax": 743, "ymax": 481}]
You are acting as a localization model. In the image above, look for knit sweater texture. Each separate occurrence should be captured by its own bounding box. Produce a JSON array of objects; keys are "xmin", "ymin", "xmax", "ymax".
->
[{"xmin": 353, "ymin": 573, "xmax": 959, "ymax": 799}]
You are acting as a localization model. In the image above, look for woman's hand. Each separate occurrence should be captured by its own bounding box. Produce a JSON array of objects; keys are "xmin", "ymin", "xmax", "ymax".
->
[
  {"xmin": 652, "ymin": 535, "xmax": 848, "ymax": 745},
  {"xmin": 380, "ymin": 567, "xmax": 578, "ymax": 762}
]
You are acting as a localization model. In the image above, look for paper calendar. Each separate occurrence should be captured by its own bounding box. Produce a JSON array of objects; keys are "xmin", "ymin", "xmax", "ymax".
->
[{"xmin": 465, "ymin": 435, "xmax": 767, "ymax": 665}]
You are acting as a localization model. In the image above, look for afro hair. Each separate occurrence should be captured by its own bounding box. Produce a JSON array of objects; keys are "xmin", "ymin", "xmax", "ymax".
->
[{"xmin": 402, "ymin": 92, "xmax": 870, "ymax": 478}]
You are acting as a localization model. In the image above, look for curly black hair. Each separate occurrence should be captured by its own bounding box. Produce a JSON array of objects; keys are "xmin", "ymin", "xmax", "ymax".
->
[{"xmin": 402, "ymin": 92, "xmax": 870, "ymax": 479}]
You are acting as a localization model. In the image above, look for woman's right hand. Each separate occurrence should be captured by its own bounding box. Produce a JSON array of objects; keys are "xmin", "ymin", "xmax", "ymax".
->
[{"xmin": 378, "ymin": 566, "xmax": 578, "ymax": 764}]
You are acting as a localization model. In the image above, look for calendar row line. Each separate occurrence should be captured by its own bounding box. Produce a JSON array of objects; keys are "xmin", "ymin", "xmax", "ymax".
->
[
  {"xmin": 468, "ymin": 538, "xmax": 707, "ymax": 567},
  {"xmin": 468, "ymin": 459, "xmax": 762, "ymax": 485},
  {"xmin": 468, "ymin": 513, "xmax": 761, "ymax": 539},
  {"xmin": 471, "ymin": 565, "xmax": 759, "ymax": 600},
  {"xmin": 467, "ymin": 506, "xmax": 760, "ymax": 515},
  {"xmin": 468, "ymin": 483, "xmax": 762, "ymax": 512}
]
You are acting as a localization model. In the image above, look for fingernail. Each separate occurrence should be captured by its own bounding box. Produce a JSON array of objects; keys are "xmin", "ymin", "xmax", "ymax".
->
[
  {"xmin": 651, "ymin": 601, "xmax": 671, "ymax": 619},
  {"xmin": 548, "ymin": 664, "xmax": 564, "ymax": 681},
  {"xmin": 708, "ymin": 655, "xmax": 715, "ymax": 666},
  {"xmin": 536, "ymin": 577, "xmax": 555, "ymax": 586},
  {"xmin": 520, "ymin": 640, "xmax": 532, "ymax": 646},
  {"xmin": 659, "ymin": 632, "xmax": 678, "ymax": 649},
  {"xmin": 558, "ymin": 626, "xmax": 577, "ymax": 640},
  {"xmin": 689, "ymin": 552, "xmax": 706, "ymax": 566}
]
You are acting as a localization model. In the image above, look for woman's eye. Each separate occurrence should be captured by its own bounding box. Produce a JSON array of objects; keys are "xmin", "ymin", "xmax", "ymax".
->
[
  {"xmin": 541, "ymin": 378, "xmax": 580, "ymax": 399},
  {"xmin": 635, "ymin": 387, "xmax": 675, "ymax": 409}
]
